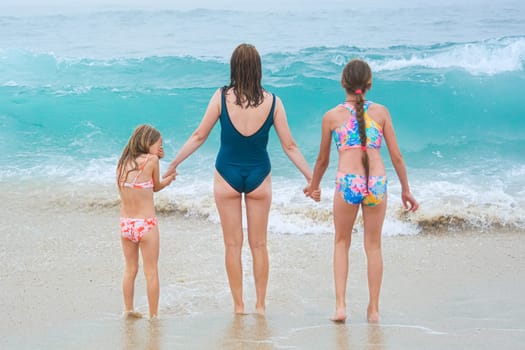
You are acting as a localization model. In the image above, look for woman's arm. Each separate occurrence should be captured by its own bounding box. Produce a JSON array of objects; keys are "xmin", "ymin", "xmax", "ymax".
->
[
  {"xmin": 381, "ymin": 106, "xmax": 419, "ymax": 211},
  {"xmin": 163, "ymin": 89, "xmax": 222, "ymax": 178},
  {"xmin": 306, "ymin": 111, "xmax": 333, "ymax": 201},
  {"xmin": 273, "ymin": 97, "xmax": 313, "ymax": 182}
]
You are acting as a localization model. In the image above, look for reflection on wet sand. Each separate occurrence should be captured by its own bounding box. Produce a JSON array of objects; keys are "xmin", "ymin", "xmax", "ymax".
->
[
  {"xmin": 335, "ymin": 323, "xmax": 384, "ymax": 350},
  {"xmin": 122, "ymin": 316, "xmax": 163, "ymax": 350},
  {"xmin": 367, "ymin": 324, "xmax": 384, "ymax": 350},
  {"xmin": 222, "ymin": 314, "xmax": 274, "ymax": 349}
]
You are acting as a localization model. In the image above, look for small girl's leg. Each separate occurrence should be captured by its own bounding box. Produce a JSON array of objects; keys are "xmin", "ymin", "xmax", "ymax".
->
[
  {"xmin": 121, "ymin": 237, "xmax": 140, "ymax": 317},
  {"xmin": 140, "ymin": 226, "xmax": 160, "ymax": 319}
]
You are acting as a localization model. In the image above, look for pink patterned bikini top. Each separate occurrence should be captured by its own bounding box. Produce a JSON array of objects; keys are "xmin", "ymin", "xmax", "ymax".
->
[{"xmin": 121, "ymin": 154, "xmax": 154, "ymax": 189}]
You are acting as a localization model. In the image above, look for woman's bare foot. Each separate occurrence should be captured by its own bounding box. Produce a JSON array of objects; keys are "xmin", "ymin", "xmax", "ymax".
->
[
  {"xmin": 367, "ymin": 306, "xmax": 380, "ymax": 323},
  {"xmin": 255, "ymin": 304, "xmax": 265, "ymax": 316},
  {"xmin": 123, "ymin": 310, "xmax": 143, "ymax": 319},
  {"xmin": 234, "ymin": 303, "xmax": 246, "ymax": 315},
  {"xmin": 331, "ymin": 307, "xmax": 347, "ymax": 323}
]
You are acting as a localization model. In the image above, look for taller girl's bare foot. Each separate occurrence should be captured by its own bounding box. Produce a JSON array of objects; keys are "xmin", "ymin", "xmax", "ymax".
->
[
  {"xmin": 367, "ymin": 306, "xmax": 380, "ymax": 323},
  {"xmin": 331, "ymin": 307, "xmax": 347, "ymax": 323}
]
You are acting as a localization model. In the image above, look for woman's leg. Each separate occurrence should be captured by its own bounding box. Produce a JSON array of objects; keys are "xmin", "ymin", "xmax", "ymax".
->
[
  {"xmin": 140, "ymin": 225, "xmax": 160, "ymax": 319},
  {"xmin": 361, "ymin": 195, "xmax": 387, "ymax": 323},
  {"xmin": 121, "ymin": 237, "xmax": 140, "ymax": 316},
  {"xmin": 214, "ymin": 171, "xmax": 245, "ymax": 314},
  {"xmin": 332, "ymin": 191, "xmax": 360, "ymax": 322},
  {"xmin": 245, "ymin": 175, "xmax": 272, "ymax": 315}
]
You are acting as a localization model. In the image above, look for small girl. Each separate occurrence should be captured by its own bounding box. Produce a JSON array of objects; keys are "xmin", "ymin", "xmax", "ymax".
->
[{"xmin": 116, "ymin": 124, "xmax": 176, "ymax": 319}]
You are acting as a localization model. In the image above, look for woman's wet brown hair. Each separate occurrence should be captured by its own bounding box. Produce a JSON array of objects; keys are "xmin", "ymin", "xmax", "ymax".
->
[{"xmin": 224, "ymin": 43, "xmax": 264, "ymax": 108}]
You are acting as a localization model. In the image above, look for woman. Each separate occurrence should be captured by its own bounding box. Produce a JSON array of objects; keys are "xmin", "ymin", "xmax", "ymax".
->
[
  {"xmin": 305, "ymin": 59, "xmax": 418, "ymax": 323},
  {"xmin": 163, "ymin": 43, "xmax": 312, "ymax": 315}
]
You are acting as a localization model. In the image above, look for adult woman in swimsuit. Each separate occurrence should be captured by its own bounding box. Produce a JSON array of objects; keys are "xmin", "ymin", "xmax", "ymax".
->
[
  {"xmin": 305, "ymin": 59, "xmax": 419, "ymax": 323},
  {"xmin": 163, "ymin": 44, "xmax": 312, "ymax": 315},
  {"xmin": 117, "ymin": 124, "xmax": 176, "ymax": 319}
]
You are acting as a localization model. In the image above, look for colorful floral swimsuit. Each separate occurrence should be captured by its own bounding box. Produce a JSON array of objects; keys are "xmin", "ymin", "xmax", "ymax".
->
[
  {"xmin": 332, "ymin": 101, "xmax": 387, "ymax": 206},
  {"xmin": 120, "ymin": 154, "xmax": 158, "ymax": 243}
]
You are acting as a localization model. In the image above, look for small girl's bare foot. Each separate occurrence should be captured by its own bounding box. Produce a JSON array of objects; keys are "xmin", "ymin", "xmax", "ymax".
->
[
  {"xmin": 331, "ymin": 308, "xmax": 347, "ymax": 323},
  {"xmin": 150, "ymin": 315, "xmax": 159, "ymax": 322},
  {"xmin": 123, "ymin": 310, "xmax": 143, "ymax": 319},
  {"xmin": 255, "ymin": 306, "xmax": 265, "ymax": 316},
  {"xmin": 367, "ymin": 307, "xmax": 380, "ymax": 323}
]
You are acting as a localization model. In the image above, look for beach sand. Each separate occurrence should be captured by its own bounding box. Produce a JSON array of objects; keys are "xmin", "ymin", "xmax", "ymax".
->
[{"xmin": 1, "ymin": 185, "xmax": 524, "ymax": 349}]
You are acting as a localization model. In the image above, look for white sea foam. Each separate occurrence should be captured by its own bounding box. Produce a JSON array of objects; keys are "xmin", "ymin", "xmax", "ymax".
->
[{"xmin": 370, "ymin": 37, "xmax": 525, "ymax": 76}]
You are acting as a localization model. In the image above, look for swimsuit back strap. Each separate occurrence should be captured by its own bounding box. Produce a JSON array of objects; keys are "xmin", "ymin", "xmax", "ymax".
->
[{"xmin": 131, "ymin": 154, "xmax": 151, "ymax": 184}]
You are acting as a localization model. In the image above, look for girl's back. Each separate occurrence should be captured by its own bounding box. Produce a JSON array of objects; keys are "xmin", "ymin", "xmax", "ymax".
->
[{"xmin": 118, "ymin": 154, "xmax": 157, "ymax": 219}]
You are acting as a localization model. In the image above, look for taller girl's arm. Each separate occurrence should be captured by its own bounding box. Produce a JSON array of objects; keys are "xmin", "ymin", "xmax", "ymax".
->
[
  {"xmin": 307, "ymin": 111, "xmax": 333, "ymax": 201},
  {"xmin": 273, "ymin": 97, "xmax": 313, "ymax": 182},
  {"xmin": 381, "ymin": 106, "xmax": 419, "ymax": 211},
  {"xmin": 163, "ymin": 89, "xmax": 222, "ymax": 177}
]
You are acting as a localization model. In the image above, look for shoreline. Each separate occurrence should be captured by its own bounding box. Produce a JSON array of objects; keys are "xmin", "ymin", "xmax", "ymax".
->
[{"xmin": 1, "ymin": 192, "xmax": 524, "ymax": 348}]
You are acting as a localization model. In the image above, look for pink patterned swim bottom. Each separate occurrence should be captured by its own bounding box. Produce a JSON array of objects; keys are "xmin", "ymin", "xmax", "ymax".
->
[{"xmin": 120, "ymin": 217, "xmax": 158, "ymax": 243}]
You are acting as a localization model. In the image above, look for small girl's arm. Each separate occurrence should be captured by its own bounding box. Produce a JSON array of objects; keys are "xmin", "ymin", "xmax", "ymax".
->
[{"xmin": 152, "ymin": 155, "xmax": 175, "ymax": 192}]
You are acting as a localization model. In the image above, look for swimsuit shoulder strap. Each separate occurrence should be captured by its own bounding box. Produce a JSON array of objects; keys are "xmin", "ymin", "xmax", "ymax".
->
[
  {"xmin": 267, "ymin": 93, "xmax": 276, "ymax": 124},
  {"xmin": 131, "ymin": 154, "xmax": 151, "ymax": 183}
]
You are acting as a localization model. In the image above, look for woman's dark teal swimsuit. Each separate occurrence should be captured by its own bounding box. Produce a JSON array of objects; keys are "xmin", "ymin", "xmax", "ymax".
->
[{"xmin": 215, "ymin": 89, "xmax": 276, "ymax": 193}]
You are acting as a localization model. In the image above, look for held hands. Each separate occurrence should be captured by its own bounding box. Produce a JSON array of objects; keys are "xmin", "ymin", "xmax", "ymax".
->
[
  {"xmin": 304, "ymin": 183, "xmax": 321, "ymax": 202},
  {"xmin": 163, "ymin": 163, "xmax": 177, "ymax": 179},
  {"xmin": 163, "ymin": 172, "xmax": 177, "ymax": 186},
  {"xmin": 402, "ymin": 191, "xmax": 419, "ymax": 212}
]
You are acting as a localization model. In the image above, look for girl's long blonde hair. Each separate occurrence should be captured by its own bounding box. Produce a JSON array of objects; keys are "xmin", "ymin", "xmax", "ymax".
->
[{"xmin": 116, "ymin": 124, "xmax": 160, "ymax": 186}]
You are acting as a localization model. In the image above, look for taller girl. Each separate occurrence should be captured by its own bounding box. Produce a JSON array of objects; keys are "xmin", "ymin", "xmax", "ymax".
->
[{"xmin": 306, "ymin": 59, "xmax": 419, "ymax": 323}]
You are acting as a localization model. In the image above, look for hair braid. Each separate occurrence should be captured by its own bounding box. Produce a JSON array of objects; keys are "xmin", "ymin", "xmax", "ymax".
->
[
  {"xmin": 342, "ymin": 59, "xmax": 373, "ymax": 190},
  {"xmin": 354, "ymin": 92, "xmax": 370, "ymax": 187}
]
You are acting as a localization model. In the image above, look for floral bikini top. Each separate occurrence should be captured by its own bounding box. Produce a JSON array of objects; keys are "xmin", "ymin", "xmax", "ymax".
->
[
  {"xmin": 121, "ymin": 154, "xmax": 154, "ymax": 189},
  {"xmin": 332, "ymin": 101, "xmax": 383, "ymax": 151}
]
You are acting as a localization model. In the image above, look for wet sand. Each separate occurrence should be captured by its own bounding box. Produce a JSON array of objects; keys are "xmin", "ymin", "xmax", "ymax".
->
[{"xmin": 1, "ymin": 191, "xmax": 525, "ymax": 349}]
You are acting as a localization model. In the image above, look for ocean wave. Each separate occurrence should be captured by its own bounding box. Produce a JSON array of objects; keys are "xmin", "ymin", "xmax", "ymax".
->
[
  {"xmin": 371, "ymin": 37, "xmax": 525, "ymax": 76},
  {"xmin": 5, "ymin": 173, "xmax": 523, "ymax": 235},
  {"xmin": 48, "ymin": 189, "xmax": 525, "ymax": 234},
  {"xmin": 1, "ymin": 37, "xmax": 524, "ymax": 91}
]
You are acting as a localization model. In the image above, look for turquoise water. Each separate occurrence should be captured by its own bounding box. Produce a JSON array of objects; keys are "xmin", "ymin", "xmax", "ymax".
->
[{"xmin": 1, "ymin": 2, "xmax": 524, "ymax": 233}]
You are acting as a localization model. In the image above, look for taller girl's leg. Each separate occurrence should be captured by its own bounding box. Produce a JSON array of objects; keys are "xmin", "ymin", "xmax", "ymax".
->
[
  {"xmin": 245, "ymin": 175, "xmax": 272, "ymax": 315},
  {"xmin": 214, "ymin": 171, "xmax": 245, "ymax": 314},
  {"xmin": 362, "ymin": 195, "xmax": 387, "ymax": 323},
  {"xmin": 332, "ymin": 191, "xmax": 360, "ymax": 322}
]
